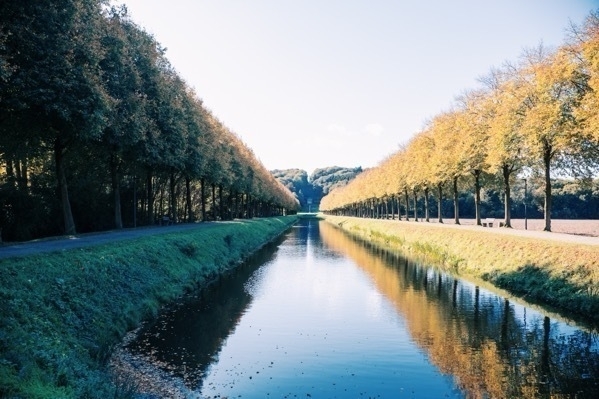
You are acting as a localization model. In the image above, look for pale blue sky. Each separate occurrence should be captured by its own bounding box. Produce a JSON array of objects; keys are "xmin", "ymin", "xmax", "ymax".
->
[{"xmin": 113, "ymin": 0, "xmax": 597, "ymax": 175}]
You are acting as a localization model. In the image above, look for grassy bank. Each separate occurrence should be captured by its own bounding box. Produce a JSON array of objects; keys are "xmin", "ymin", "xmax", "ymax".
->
[
  {"xmin": 324, "ymin": 215, "xmax": 599, "ymax": 323},
  {"xmin": 0, "ymin": 216, "xmax": 296, "ymax": 399}
]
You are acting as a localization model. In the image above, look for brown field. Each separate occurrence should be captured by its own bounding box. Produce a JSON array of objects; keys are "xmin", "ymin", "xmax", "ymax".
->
[{"xmin": 427, "ymin": 218, "xmax": 599, "ymax": 237}]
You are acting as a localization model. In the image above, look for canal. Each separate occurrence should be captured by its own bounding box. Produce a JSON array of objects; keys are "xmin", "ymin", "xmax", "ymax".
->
[{"xmin": 115, "ymin": 219, "xmax": 599, "ymax": 398}]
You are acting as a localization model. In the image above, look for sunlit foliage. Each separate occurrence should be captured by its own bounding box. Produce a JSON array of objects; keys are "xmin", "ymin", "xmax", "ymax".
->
[{"xmin": 321, "ymin": 9, "xmax": 599, "ymax": 231}]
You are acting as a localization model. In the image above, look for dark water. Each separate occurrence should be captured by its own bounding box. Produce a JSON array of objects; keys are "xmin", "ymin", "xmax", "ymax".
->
[{"xmin": 123, "ymin": 219, "xmax": 599, "ymax": 398}]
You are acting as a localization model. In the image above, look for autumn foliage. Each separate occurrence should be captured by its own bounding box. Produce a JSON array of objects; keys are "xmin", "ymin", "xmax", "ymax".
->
[{"xmin": 321, "ymin": 11, "xmax": 599, "ymax": 232}]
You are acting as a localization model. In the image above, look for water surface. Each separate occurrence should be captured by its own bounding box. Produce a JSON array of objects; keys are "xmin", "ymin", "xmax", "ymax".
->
[{"xmin": 123, "ymin": 219, "xmax": 599, "ymax": 398}]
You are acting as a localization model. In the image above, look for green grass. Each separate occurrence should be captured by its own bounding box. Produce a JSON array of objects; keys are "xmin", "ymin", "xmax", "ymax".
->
[
  {"xmin": 0, "ymin": 216, "xmax": 297, "ymax": 398},
  {"xmin": 324, "ymin": 215, "xmax": 599, "ymax": 323}
]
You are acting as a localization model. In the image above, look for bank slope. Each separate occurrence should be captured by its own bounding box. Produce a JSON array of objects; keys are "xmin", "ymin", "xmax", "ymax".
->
[
  {"xmin": 324, "ymin": 215, "xmax": 599, "ymax": 323},
  {"xmin": 0, "ymin": 216, "xmax": 296, "ymax": 399}
]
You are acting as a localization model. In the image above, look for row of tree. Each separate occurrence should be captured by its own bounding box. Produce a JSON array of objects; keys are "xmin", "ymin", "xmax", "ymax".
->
[
  {"xmin": 0, "ymin": 1, "xmax": 298, "ymax": 241},
  {"xmin": 321, "ymin": 10, "xmax": 599, "ymax": 231}
]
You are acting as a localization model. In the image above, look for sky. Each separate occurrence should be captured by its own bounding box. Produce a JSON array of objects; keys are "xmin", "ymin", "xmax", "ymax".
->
[{"xmin": 112, "ymin": 0, "xmax": 598, "ymax": 175}]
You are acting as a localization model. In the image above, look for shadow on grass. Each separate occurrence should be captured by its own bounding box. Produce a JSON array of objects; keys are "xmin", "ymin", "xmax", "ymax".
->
[{"xmin": 483, "ymin": 264, "xmax": 599, "ymax": 323}]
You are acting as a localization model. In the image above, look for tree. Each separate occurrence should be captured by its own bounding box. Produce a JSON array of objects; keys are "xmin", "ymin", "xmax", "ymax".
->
[
  {"xmin": 517, "ymin": 45, "xmax": 582, "ymax": 231},
  {"xmin": 405, "ymin": 131, "xmax": 436, "ymax": 222},
  {"xmin": 456, "ymin": 89, "xmax": 491, "ymax": 225},
  {"xmin": 430, "ymin": 110, "xmax": 466, "ymax": 224},
  {"xmin": 99, "ymin": 7, "xmax": 150, "ymax": 229},
  {"xmin": 572, "ymin": 11, "xmax": 599, "ymax": 144},
  {"xmin": 481, "ymin": 67, "xmax": 526, "ymax": 228},
  {"xmin": 1, "ymin": 0, "xmax": 110, "ymax": 235}
]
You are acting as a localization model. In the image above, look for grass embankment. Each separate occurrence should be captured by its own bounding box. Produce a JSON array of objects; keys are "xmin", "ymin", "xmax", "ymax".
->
[
  {"xmin": 0, "ymin": 216, "xmax": 297, "ymax": 399},
  {"xmin": 324, "ymin": 215, "xmax": 599, "ymax": 323}
]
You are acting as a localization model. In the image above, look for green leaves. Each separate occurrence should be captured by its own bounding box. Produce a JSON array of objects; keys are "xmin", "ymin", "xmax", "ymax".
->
[{"xmin": 0, "ymin": 1, "xmax": 298, "ymax": 240}]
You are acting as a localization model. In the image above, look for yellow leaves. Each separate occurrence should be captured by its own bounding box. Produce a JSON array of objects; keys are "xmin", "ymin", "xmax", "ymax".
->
[
  {"xmin": 575, "ymin": 13, "xmax": 599, "ymax": 142},
  {"xmin": 322, "ymin": 11, "xmax": 599, "ymax": 214},
  {"xmin": 517, "ymin": 48, "xmax": 581, "ymax": 160},
  {"xmin": 404, "ymin": 131, "xmax": 434, "ymax": 188}
]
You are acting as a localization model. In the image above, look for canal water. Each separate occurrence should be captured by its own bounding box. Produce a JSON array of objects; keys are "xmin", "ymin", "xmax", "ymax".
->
[{"xmin": 118, "ymin": 219, "xmax": 599, "ymax": 398}]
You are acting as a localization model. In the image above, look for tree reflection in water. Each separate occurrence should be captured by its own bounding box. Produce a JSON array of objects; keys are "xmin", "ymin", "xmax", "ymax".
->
[{"xmin": 319, "ymin": 221, "xmax": 599, "ymax": 398}]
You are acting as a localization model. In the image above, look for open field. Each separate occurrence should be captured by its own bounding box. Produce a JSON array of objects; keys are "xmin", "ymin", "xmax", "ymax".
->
[{"xmin": 453, "ymin": 218, "xmax": 599, "ymax": 237}]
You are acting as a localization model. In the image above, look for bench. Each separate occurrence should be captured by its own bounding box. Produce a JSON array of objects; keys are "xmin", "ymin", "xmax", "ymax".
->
[
  {"xmin": 482, "ymin": 218, "xmax": 505, "ymax": 227},
  {"xmin": 482, "ymin": 218, "xmax": 495, "ymax": 227}
]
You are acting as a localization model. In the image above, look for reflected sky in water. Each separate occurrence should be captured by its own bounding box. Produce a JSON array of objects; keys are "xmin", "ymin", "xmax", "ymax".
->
[{"xmin": 125, "ymin": 219, "xmax": 599, "ymax": 398}]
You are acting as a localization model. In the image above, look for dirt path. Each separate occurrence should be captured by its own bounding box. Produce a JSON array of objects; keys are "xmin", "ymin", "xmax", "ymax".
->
[{"xmin": 0, "ymin": 222, "xmax": 221, "ymax": 260}]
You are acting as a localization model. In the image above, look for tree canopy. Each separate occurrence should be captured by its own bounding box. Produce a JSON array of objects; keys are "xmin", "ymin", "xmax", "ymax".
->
[
  {"xmin": 321, "ymin": 10, "xmax": 599, "ymax": 231},
  {"xmin": 0, "ymin": 1, "xmax": 298, "ymax": 241}
]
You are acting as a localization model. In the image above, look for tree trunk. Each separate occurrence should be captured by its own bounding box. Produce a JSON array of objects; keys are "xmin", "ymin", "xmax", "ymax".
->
[
  {"xmin": 110, "ymin": 154, "xmax": 123, "ymax": 229},
  {"xmin": 14, "ymin": 158, "xmax": 28, "ymax": 191},
  {"xmin": 200, "ymin": 178, "xmax": 206, "ymax": 222},
  {"xmin": 5, "ymin": 158, "xmax": 15, "ymax": 188},
  {"xmin": 227, "ymin": 188, "xmax": 234, "ymax": 220},
  {"xmin": 384, "ymin": 198, "xmax": 389, "ymax": 219},
  {"xmin": 55, "ymin": 139, "xmax": 76, "ymax": 235},
  {"xmin": 218, "ymin": 185, "xmax": 224, "ymax": 220},
  {"xmin": 413, "ymin": 189, "xmax": 418, "ymax": 221},
  {"xmin": 373, "ymin": 199, "xmax": 378, "ymax": 218},
  {"xmin": 133, "ymin": 177, "xmax": 137, "ymax": 227},
  {"xmin": 246, "ymin": 193, "xmax": 251, "ymax": 218},
  {"xmin": 543, "ymin": 143, "xmax": 552, "ymax": 232},
  {"xmin": 211, "ymin": 183, "xmax": 217, "ymax": 221},
  {"xmin": 473, "ymin": 169, "xmax": 481, "ymax": 226},
  {"xmin": 404, "ymin": 188, "xmax": 410, "ymax": 221},
  {"xmin": 231, "ymin": 191, "xmax": 236, "ymax": 219},
  {"xmin": 424, "ymin": 187, "xmax": 430, "ymax": 222},
  {"xmin": 185, "ymin": 176, "xmax": 194, "ymax": 222},
  {"xmin": 437, "ymin": 183, "xmax": 443, "ymax": 223},
  {"xmin": 19, "ymin": 158, "xmax": 28, "ymax": 191},
  {"xmin": 240, "ymin": 193, "xmax": 245, "ymax": 218},
  {"xmin": 502, "ymin": 164, "xmax": 512, "ymax": 228},
  {"xmin": 146, "ymin": 170, "xmax": 154, "ymax": 225},
  {"xmin": 169, "ymin": 172, "xmax": 177, "ymax": 221},
  {"xmin": 140, "ymin": 180, "xmax": 146, "ymax": 226},
  {"xmin": 13, "ymin": 158, "xmax": 21, "ymax": 186},
  {"xmin": 235, "ymin": 193, "xmax": 240, "ymax": 218},
  {"xmin": 452, "ymin": 176, "xmax": 460, "ymax": 225},
  {"xmin": 21, "ymin": 159, "xmax": 29, "ymax": 190}
]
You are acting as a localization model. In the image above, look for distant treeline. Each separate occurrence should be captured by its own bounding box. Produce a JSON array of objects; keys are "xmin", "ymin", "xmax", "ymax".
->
[
  {"xmin": 322, "ymin": 10, "xmax": 599, "ymax": 230},
  {"xmin": 0, "ymin": 2, "xmax": 298, "ymax": 242},
  {"xmin": 272, "ymin": 166, "xmax": 362, "ymax": 211}
]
